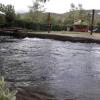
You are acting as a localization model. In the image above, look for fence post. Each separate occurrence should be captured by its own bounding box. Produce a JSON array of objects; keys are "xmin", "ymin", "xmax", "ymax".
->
[
  {"xmin": 90, "ymin": 9, "xmax": 95, "ymax": 35},
  {"xmin": 48, "ymin": 12, "xmax": 51, "ymax": 33}
]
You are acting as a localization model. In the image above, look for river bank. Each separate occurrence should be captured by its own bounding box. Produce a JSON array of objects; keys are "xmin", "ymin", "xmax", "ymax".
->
[
  {"xmin": 0, "ymin": 31, "xmax": 100, "ymax": 43},
  {"xmin": 16, "ymin": 87, "xmax": 57, "ymax": 100},
  {"xmin": 27, "ymin": 32, "xmax": 100, "ymax": 43}
]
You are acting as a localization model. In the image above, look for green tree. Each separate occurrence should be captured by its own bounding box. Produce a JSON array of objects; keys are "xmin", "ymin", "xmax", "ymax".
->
[
  {"xmin": 16, "ymin": 13, "xmax": 21, "ymax": 20},
  {"xmin": 0, "ymin": 4, "xmax": 5, "ymax": 12},
  {"xmin": 78, "ymin": 4, "xmax": 85, "ymax": 21},
  {"xmin": 39, "ymin": 0, "xmax": 49, "ymax": 2},
  {"xmin": 0, "ymin": 4, "xmax": 6, "ymax": 25},
  {"xmin": 64, "ymin": 3, "xmax": 76, "ymax": 25},
  {"xmin": 0, "ymin": 3, "xmax": 15, "ymax": 25},
  {"xmin": 64, "ymin": 3, "xmax": 91, "ymax": 26},
  {"xmin": 0, "ymin": 15, "xmax": 6, "ymax": 25},
  {"xmin": 70, "ymin": 3, "xmax": 75, "ymax": 11},
  {"xmin": 28, "ymin": 0, "xmax": 45, "ymax": 22},
  {"xmin": 5, "ymin": 5, "xmax": 15, "ymax": 24},
  {"xmin": 97, "ymin": 22, "xmax": 100, "ymax": 26}
]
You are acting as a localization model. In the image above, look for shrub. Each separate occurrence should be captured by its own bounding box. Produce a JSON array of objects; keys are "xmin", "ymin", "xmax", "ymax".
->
[{"xmin": 0, "ymin": 76, "xmax": 17, "ymax": 100}]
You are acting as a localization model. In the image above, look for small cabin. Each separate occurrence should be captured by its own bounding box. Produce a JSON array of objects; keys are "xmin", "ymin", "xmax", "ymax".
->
[{"xmin": 73, "ymin": 20, "xmax": 88, "ymax": 32}]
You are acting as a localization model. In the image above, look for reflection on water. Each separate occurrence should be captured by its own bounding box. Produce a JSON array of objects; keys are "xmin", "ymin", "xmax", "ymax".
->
[{"xmin": 1, "ymin": 36, "xmax": 100, "ymax": 100}]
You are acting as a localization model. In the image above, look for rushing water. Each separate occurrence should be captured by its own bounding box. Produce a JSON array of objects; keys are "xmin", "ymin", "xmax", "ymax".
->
[{"xmin": 1, "ymin": 36, "xmax": 100, "ymax": 100}]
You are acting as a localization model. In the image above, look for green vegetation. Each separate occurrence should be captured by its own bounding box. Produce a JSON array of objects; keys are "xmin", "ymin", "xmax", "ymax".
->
[
  {"xmin": 0, "ymin": 76, "xmax": 16, "ymax": 100},
  {"xmin": 0, "ymin": 3, "xmax": 15, "ymax": 26},
  {"xmin": 63, "ymin": 3, "xmax": 91, "ymax": 26},
  {"xmin": 0, "ymin": 0, "xmax": 100, "ymax": 31}
]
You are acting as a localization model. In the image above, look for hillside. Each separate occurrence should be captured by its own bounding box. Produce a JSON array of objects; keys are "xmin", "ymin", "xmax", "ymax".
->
[{"xmin": 18, "ymin": 9, "xmax": 100, "ymax": 23}]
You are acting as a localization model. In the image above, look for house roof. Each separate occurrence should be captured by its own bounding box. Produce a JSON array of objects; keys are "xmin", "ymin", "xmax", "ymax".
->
[{"xmin": 74, "ymin": 20, "xmax": 88, "ymax": 25}]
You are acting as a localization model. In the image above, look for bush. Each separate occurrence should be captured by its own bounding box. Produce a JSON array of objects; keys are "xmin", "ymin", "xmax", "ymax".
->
[
  {"xmin": 1, "ymin": 19, "xmax": 66, "ymax": 31},
  {"xmin": 0, "ymin": 76, "xmax": 17, "ymax": 100}
]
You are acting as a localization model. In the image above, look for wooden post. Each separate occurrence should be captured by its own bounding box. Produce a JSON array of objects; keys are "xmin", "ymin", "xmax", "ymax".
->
[
  {"xmin": 48, "ymin": 12, "xmax": 51, "ymax": 33},
  {"xmin": 90, "ymin": 9, "xmax": 95, "ymax": 35}
]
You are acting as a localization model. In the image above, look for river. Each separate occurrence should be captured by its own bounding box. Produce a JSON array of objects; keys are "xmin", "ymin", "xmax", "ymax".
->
[{"xmin": 0, "ymin": 36, "xmax": 100, "ymax": 100}]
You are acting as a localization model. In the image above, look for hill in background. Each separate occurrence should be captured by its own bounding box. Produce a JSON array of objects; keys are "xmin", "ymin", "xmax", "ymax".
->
[{"xmin": 17, "ymin": 9, "xmax": 100, "ymax": 25}]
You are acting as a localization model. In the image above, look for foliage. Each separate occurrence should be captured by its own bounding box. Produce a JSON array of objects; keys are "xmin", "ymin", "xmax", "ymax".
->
[
  {"xmin": 0, "ymin": 76, "xmax": 17, "ymax": 100},
  {"xmin": 0, "ymin": 3, "xmax": 15, "ymax": 26},
  {"xmin": 27, "ymin": 0, "xmax": 45, "ymax": 23},
  {"xmin": 0, "ymin": 4, "xmax": 5, "ymax": 12},
  {"xmin": 0, "ymin": 4, "xmax": 6, "ymax": 25},
  {"xmin": 5, "ymin": 5, "xmax": 15, "ymax": 24},
  {"xmin": 64, "ymin": 3, "xmax": 91, "ymax": 26},
  {"xmin": 96, "ymin": 20, "xmax": 100, "ymax": 26},
  {"xmin": 0, "ymin": 1, "xmax": 99, "ymax": 31},
  {"xmin": 29, "ymin": 0, "xmax": 45, "ymax": 12},
  {"xmin": 38, "ymin": 0, "xmax": 49, "ymax": 2},
  {"xmin": 0, "ymin": 15, "xmax": 6, "ymax": 25}
]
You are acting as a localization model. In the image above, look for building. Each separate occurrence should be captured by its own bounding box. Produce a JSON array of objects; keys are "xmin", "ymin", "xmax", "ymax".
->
[{"xmin": 73, "ymin": 20, "xmax": 88, "ymax": 32}]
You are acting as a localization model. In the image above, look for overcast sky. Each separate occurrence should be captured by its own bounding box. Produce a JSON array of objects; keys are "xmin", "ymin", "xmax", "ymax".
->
[{"xmin": 0, "ymin": 0, "xmax": 100, "ymax": 13}]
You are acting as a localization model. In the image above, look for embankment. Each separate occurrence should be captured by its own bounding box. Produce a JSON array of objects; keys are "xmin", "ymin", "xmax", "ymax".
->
[{"xmin": 0, "ymin": 31, "xmax": 100, "ymax": 43}]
